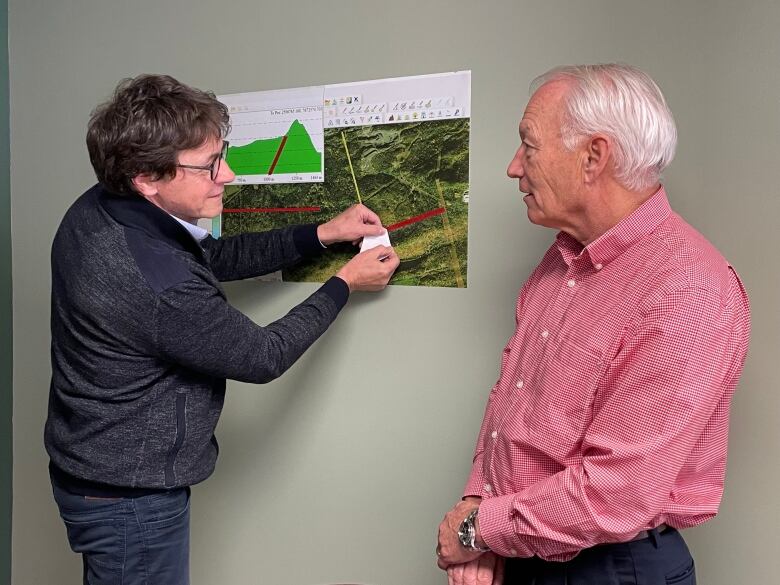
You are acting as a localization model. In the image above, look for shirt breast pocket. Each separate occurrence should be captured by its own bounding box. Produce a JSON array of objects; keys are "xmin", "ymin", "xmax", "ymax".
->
[{"xmin": 524, "ymin": 338, "xmax": 603, "ymax": 462}]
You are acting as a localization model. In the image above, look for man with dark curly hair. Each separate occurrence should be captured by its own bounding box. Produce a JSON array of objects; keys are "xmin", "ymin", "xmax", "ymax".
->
[{"xmin": 45, "ymin": 74, "xmax": 399, "ymax": 585}]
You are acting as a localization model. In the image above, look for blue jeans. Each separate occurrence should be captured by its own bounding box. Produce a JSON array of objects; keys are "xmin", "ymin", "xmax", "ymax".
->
[
  {"xmin": 51, "ymin": 480, "xmax": 190, "ymax": 585},
  {"xmin": 504, "ymin": 528, "xmax": 696, "ymax": 585}
]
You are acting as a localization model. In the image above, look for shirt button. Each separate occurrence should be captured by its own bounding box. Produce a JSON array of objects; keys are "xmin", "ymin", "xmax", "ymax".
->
[
  {"xmin": 541, "ymin": 330, "xmax": 549, "ymax": 339},
  {"xmin": 567, "ymin": 279, "xmax": 576, "ymax": 287},
  {"xmin": 484, "ymin": 484, "xmax": 492, "ymax": 493},
  {"xmin": 516, "ymin": 379, "xmax": 524, "ymax": 389},
  {"xmin": 595, "ymin": 263, "xmax": 603, "ymax": 271},
  {"xmin": 491, "ymin": 430, "xmax": 498, "ymax": 439},
  {"xmin": 510, "ymin": 548, "xmax": 518, "ymax": 556}
]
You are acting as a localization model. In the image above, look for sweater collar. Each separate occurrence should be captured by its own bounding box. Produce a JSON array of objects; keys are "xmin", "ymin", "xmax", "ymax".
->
[{"xmin": 95, "ymin": 184, "xmax": 207, "ymax": 261}]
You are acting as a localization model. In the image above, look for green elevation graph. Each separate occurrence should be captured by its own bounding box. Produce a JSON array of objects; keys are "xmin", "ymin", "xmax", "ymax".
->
[{"xmin": 226, "ymin": 120, "xmax": 322, "ymax": 176}]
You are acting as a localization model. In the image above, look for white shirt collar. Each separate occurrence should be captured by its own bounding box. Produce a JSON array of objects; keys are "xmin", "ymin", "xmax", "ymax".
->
[{"xmin": 169, "ymin": 214, "xmax": 209, "ymax": 242}]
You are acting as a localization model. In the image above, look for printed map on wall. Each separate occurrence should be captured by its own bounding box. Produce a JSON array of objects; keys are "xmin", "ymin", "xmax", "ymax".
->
[{"xmin": 212, "ymin": 72, "xmax": 470, "ymax": 288}]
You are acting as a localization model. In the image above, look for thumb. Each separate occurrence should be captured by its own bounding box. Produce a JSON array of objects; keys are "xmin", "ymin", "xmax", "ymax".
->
[
  {"xmin": 369, "ymin": 245, "xmax": 393, "ymax": 261},
  {"xmin": 362, "ymin": 223, "xmax": 385, "ymax": 237}
]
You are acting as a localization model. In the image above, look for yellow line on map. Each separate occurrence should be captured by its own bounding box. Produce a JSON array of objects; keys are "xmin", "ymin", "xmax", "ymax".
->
[
  {"xmin": 341, "ymin": 131, "xmax": 362, "ymax": 204},
  {"xmin": 436, "ymin": 179, "xmax": 465, "ymax": 288}
]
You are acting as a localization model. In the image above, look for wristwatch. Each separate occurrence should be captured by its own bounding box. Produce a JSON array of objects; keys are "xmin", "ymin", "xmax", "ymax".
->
[{"xmin": 457, "ymin": 508, "xmax": 490, "ymax": 552}]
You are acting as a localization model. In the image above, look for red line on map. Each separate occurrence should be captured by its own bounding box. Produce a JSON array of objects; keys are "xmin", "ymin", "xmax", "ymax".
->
[
  {"xmin": 386, "ymin": 207, "xmax": 446, "ymax": 232},
  {"xmin": 222, "ymin": 207, "xmax": 322, "ymax": 213},
  {"xmin": 267, "ymin": 135, "xmax": 289, "ymax": 175}
]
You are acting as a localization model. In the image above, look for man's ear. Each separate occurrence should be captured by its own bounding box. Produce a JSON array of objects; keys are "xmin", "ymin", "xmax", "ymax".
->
[
  {"xmin": 131, "ymin": 174, "xmax": 159, "ymax": 198},
  {"xmin": 583, "ymin": 135, "xmax": 610, "ymax": 184}
]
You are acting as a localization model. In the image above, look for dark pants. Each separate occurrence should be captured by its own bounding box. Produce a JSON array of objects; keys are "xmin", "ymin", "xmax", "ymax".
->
[
  {"xmin": 504, "ymin": 528, "xmax": 696, "ymax": 585},
  {"xmin": 51, "ymin": 481, "xmax": 191, "ymax": 585}
]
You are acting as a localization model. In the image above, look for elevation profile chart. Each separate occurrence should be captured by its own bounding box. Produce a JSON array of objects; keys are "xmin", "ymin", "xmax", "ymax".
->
[{"xmin": 219, "ymin": 86, "xmax": 325, "ymax": 184}]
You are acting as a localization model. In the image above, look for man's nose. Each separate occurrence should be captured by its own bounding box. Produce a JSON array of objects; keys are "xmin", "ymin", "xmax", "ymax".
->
[
  {"xmin": 507, "ymin": 148, "xmax": 524, "ymax": 178},
  {"xmin": 217, "ymin": 159, "xmax": 236, "ymax": 184}
]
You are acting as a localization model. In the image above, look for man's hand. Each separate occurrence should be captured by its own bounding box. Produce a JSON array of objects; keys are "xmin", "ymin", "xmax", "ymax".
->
[
  {"xmin": 317, "ymin": 204, "xmax": 384, "ymax": 246},
  {"xmin": 437, "ymin": 497, "xmax": 485, "ymax": 570},
  {"xmin": 446, "ymin": 553, "xmax": 505, "ymax": 585},
  {"xmin": 335, "ymin": 246, "xmax": 399, "ymax": 292}
]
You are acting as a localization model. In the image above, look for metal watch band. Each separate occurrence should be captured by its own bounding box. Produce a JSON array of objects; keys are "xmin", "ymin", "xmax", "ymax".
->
[{"xmin": 457, "ymin": 508, "xmax": 490, "ymax": 552}]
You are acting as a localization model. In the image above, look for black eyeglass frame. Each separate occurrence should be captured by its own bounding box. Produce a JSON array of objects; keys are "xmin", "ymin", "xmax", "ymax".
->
[{"xmin": 176, "ymin": 141, "xmax": 230, "ymax": 181}]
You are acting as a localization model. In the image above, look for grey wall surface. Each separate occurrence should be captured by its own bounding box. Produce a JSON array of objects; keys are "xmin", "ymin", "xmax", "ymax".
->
[
  {"xmin": 1, "ymin": 0, "xmax": 11, "ymax": 582},
  {"xmin": 9, "ymin": 1, "xmax": 779, "ymax": 583}
]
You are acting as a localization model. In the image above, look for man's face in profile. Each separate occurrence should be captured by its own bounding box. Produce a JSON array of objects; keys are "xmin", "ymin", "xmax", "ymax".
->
[
  {"xmin": 507, "ymin": 80, "xmax": 585, "ymax": 234},
  {"xmin": 136, "ymin": 137, "xmax": 235, "ymax": 222}
]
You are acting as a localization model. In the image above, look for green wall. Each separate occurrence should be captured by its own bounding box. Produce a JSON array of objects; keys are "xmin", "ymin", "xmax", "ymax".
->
[
  {"xmin": 8, "ymin": 1, "xmax": 780, "ymax": 583},
  {"xmin": 0, "ymin": 0, "xmax": 12, "ymax": 582}
]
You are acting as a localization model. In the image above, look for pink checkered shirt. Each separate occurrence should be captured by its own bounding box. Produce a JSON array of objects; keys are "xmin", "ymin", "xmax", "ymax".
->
[{"xmin": 465, "ymin": 187, "xmax": 750, "ymax": 561}]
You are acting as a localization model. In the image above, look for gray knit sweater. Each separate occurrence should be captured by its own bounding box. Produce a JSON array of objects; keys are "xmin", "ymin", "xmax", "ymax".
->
[{"xmin": 45, "ymin": 184, "xmax": 348, "ymax": 491}]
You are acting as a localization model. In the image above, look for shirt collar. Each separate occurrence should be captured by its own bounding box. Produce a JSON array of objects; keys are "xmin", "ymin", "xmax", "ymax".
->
[
  {"xmin": 169, "ymin": 214, "xmax": 209, "ymax": 242},
  {"xmin": 556, "ymin": 186, "xmax": 672, "ymax": 269}
]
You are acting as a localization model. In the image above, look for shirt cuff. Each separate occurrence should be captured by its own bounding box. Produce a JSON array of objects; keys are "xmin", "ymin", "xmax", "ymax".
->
[
  {"xmin": 478, "ymin": 493, "xmax": 533, "ymax": 558},
  {"xmin": 319, "ymin": 276, "xmax": 350, "ymax": 310},
  {"xmin": 293, "ymin": 224, "xmax": 327, "ymax": 257}
]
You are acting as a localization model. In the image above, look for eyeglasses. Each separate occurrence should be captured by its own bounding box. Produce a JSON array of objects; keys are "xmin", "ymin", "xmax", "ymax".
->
[{"xmin": 176, "ymin": 141, "xmax": 230, "ymax": 181}]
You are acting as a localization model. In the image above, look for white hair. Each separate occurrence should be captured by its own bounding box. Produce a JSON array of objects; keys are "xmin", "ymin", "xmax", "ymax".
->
[{"xmin": 531, "ymin": 64, "xmax": 677, "ymax": 192}]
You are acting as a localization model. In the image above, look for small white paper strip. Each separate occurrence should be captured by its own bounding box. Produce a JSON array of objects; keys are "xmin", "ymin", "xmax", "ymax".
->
[{"xmin": 360, "ymin": 228, "xmax": 391, "ymax": 253}]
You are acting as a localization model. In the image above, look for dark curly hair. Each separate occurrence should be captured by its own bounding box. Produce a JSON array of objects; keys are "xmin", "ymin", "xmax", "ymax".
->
[{"xmin": 86, "ymin": 74, "xmax": 230, "ymax": 195}]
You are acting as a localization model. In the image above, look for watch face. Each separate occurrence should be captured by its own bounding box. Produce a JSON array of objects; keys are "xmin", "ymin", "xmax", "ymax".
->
[{"xmin": 458, "ymin": 518, "xmax": 470, "ymax": 547}]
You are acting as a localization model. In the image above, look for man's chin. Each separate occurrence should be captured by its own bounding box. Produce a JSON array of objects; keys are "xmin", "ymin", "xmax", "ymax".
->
[
  {"xmin": 204, "ymin": 203, "xmax": 223, "ymax": 219},
  {"xmin": 525, "ymin": 207, "xmax": 545, "ymax": 226}
]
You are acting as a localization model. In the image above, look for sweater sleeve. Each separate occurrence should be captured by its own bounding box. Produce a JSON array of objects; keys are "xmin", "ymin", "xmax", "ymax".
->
[
  {"xmin": 151, "ymin": 275, "xmax": 348, "ymax": 383},
  {"xmin": 200, "ymin": 224, "xmax": 324, "ymax": 282}
]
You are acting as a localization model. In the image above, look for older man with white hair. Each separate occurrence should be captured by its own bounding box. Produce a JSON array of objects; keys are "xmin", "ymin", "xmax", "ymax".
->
[{"xmin": 436, "ymin": 64, "xmax": 750, "ymax": 585}]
